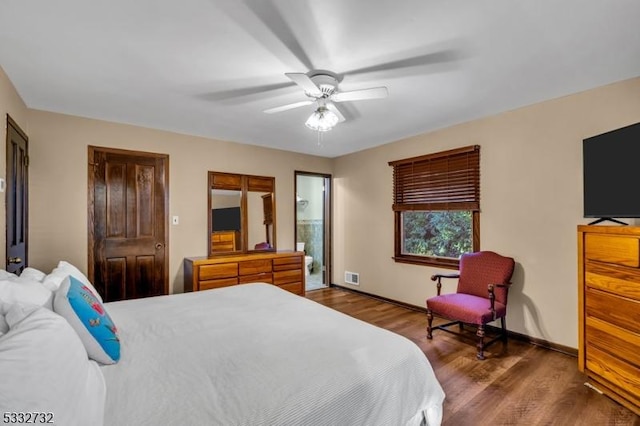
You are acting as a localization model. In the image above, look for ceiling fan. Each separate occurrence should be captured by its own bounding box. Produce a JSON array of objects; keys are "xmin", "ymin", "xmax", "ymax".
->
[{"xmin": 263, "ymin": 70, "xmax": 388, "ymax": 131}]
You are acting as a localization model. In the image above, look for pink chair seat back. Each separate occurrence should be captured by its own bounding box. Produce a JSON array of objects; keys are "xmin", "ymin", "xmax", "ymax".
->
[{"xmin": 456, "ymin": 251, "xmax": 514, "ymax": 305}]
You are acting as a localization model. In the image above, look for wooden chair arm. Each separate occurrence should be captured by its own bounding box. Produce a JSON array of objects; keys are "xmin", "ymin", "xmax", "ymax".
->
[
  {"xmin": 492, "ymin": 283, "xmax": 511, "ymax": 288},
  {"xmin": 488, "ymin": 283, "xmax": 511, "ymax": 320},
  {"xmin": 430, "ymin": 273, "xmax": 460, "ymax": 281},
  {"xmin": 430, "ymin": 273, "xmax": 460, "ymax": 296}
]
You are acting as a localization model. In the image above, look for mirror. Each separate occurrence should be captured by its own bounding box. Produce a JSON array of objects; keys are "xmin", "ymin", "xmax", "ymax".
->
[
  {"xmin": 247, "ymin": 191, "xmax": 274, "ymax": 249},
  {"xmin": 208, "ymin": 172, "xmax": 276, "ymax": 256},
  {"xmin": 210, "ymin": 189, "xmax": 242, "ymax": 252}
]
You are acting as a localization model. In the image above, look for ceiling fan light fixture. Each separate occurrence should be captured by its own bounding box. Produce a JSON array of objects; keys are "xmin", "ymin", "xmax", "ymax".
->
[{"xmin": 305, "ymin": 106, "xmax": 339, "ymax": 132}]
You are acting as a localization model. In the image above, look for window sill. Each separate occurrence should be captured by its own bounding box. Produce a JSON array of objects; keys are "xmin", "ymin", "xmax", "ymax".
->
[{"xmin": 392, "ymin": 255, "xmax": 459, "ymax": 269}]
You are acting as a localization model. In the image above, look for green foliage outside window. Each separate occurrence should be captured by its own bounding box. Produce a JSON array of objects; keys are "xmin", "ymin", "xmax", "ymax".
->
[{"xmin": 402, "ymin": 211, "xmax": 472, "ymax": 259}]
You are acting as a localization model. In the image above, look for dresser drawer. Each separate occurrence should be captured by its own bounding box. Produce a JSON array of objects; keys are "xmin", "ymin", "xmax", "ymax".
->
[
  {"xmin": 585, "ymin": 234, "xmax": 640, "ymax": 267},
  {"xmin": 586, "ymin": 316, "xmax": 640, "ymax": 368},
  {"xmin": 585, "ymin": 262, "xmax": 640, "ymax": 301},
  {"xmin": 199, "ymin": 263, "xmax": 238, "ymax": 280},
  {"xmin": 273, "ymin": 269, "xmax": 302, "ymax": 285},
  {"xmin": 586, "ymin": 345, "xmax": 640, "ymax": 404},
  {"xmin": 273, "ymin": 256, "xmax": 302, "ymax": 271},
  {"xmin": 586, "ymin": 288, "xmax": 640, "ymax": 334},
  {"xmin": 200, "ymin": 277, "xmax": 238, "ymax": 290},
  {"xmin": 212, "ymin": 233, "xmax": 234, "ymax": 243},
  {"xmin": 277, "ymin": 281, "xmax": 303, "ymax": 295},
  {"xmin": 211, "ymin": 231, "xmax": 238, "ymax": 252},
  {"xmin": 238, "ymin": 272, "xmax": 273, "ymax": 284},
  {"xmin": 212, "ymin": 242, "xmax": 234, "ymax": 252},
  {"xmin": 239, "ymin": 259, "xmax": 272, "ymax": 275},
  {"xmin": 185, "ymin": 252, "xmax": 304, "ymax": 296}
]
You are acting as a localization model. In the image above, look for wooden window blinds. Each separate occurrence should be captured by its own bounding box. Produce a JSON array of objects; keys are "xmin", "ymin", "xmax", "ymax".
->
[{"xmin": 389, "ymin": 145, "xmax": 480, "ymax": 212}]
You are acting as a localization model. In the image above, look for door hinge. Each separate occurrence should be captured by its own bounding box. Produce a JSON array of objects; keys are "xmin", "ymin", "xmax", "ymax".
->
[{"xmin": 23, "ymin": 155, "xmax": 29, "ymax": 167}]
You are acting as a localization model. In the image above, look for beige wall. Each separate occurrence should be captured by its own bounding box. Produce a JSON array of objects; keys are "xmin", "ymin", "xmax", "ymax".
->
[
  {"xmin": 332, "ymin": 77, "xmax": 640, "ymax": 348},
  {"xmin": 5, "ymin": 62, "xmax": 640, "ymax": 349},
  {"xmin": 0, "ymin": 67, "xmax": 29, "ymax": 266},
  {"xmin": 26, "ymin": 110, "xmax": 332, "ymax": 293},
  {"xmin": 297, "ymin": 175, "xmax": 324, "ymax": 221}
]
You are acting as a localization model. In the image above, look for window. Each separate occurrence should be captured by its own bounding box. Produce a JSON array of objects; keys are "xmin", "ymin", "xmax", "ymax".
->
[{"xmin": 389, "ymin": 145, "xmax": 480, "ymax": 268}]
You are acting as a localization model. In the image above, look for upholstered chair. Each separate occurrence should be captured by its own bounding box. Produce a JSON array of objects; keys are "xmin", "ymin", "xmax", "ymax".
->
[{"xmin": 426, "ymin": 251, "xmax": 515, "ymax": 360}]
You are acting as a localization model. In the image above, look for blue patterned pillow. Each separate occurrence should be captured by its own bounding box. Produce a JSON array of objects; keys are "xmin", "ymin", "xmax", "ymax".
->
[{"xmin": 53, "ymin": 275, "xmax": 120, "ymax": 364}]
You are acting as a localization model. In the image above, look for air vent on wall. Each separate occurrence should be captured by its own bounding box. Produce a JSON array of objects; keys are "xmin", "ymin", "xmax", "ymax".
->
[{"xmin": 345, "ymin": 271, "xmax": 359, "ymax": 285}]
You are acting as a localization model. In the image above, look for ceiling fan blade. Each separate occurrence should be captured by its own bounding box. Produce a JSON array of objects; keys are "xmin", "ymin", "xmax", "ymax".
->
[
  {"xmin": 200, "ymin": 82, "xmax": 294, "ymax": 102},
  {"xmin": 344, "ymin": 50, "xmax": 459, "ymax": 77},
  {"xmin": 243, "ymin": 0, "xmax": 316, "ymax": 70},
  {"xmin": 326, "ymin": 103, "xmax": 346, "ymax": 123},
  {"xmin": 285, "ymin": 73, "xmax": 322, "ymax": 97},
  {"xmin": 331, "ymin": 87, "xmax": 388, "ymax": 103},
  {"xmin": 263, "ymin": 100, "xmax": 313, "ymax": 114},
  {"xmin": 215, "ymin": 0, "xmax": 315, "ymax": 70}
]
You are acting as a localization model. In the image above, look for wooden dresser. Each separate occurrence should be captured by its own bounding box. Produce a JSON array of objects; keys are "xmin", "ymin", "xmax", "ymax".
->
[
  {"xmin": 578, "ymin": 225, "xmax": 640, "ymax": 415},
  {"xmin": 184, "ymin": 251, "xmax": 305, "ymax": 296},
  {"xmin": 211, "ymin": 231, "xmax": 240, "ymax": 252}
]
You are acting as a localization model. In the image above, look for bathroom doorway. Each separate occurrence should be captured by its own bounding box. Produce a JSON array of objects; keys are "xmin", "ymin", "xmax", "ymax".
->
[{"xmin": 295, "ymin": 171, "xmax": 331, "ymax": 291}]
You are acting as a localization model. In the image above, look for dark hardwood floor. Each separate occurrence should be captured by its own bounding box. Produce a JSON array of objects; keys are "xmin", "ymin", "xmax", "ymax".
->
[{"xmin": 306, "ymin": 287, "xmax": 640, "ymax": 426}]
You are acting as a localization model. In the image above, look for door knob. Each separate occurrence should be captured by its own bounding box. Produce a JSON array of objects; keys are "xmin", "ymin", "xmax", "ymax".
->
[
  {"xmin": 8, "ymin": 256, "xmax": 22, "ymax": 264},
  {"xmin": 155, "ymin": 243, "xmax": 163, "ymax": 250}
]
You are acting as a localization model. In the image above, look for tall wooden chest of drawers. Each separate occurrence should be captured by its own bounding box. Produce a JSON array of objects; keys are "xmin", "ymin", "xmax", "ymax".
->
[
  {"xmin": 578, "ymin": 225, "xmax": 640, "ymax": 415},
  {"xmin": 184, "ymin": 251, "xmax": 305, "ymax": 296}
]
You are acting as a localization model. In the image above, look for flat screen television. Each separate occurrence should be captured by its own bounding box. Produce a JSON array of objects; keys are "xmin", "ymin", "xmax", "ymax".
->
[
  {"xmin": 583, "ymin": 121, "xmax": 640, "ymax": 223},
  {"xmin": 212, "ymin": 207, "xmax": 241, "ymax": 231}
]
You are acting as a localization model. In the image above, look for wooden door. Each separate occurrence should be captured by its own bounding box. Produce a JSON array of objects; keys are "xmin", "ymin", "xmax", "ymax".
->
[
  {"xmin": 5, "ymin": 116, "xmax": 29, "ymax": 274},
  {"xmin": 88, "ymin": 146, "xmax": 169, "ymax": 301}
]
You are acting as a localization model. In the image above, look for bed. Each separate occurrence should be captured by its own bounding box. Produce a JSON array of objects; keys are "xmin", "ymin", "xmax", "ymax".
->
[
  {"xmin": 0, "ymin": 266, "xmax": 445, "ymax": 426},
  {"xmin": 102, "ymin": 283, "xmax": 444, "ymax": 425}
]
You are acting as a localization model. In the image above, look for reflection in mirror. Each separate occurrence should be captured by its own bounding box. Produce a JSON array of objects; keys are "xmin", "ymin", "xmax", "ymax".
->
[
  {"xmin": 262, "ymin": 193, "xmax": 274, "ymax": 247},
  {"xmin": 208, "ymin": 171, "xmax": 276, "ymax": 256},
  {"xmin": 247, "ymin": 191, "xmax": 271, "ymax": 249},
  {"xmin": 210, "ymin": 189, "xmax": 242, "ymax": 253}
]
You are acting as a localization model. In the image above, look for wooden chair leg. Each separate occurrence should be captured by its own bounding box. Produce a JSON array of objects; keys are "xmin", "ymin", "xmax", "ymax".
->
[
  {"xmin": 476, "ymin": 324, "xmax": 486, "ymax": 360},
  {"xmin": 501, "ymin": 317, "xmax": 508, "ymax": 343},
  {"xmin": 426, "ymin": 309, "xmax": 433, "ymax": 339}
]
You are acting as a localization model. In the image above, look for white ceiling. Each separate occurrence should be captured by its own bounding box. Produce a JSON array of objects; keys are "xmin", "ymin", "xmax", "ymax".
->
[{"xmin": 1, "ymin": 1, "xmax": 639, "ymax": 158}]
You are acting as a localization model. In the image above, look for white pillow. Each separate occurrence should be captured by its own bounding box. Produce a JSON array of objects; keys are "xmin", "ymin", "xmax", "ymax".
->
[
  {"xmin": 0, "ymin": 304, "xmax": 106, "ymax": 426},
  {"xmin": 0, "ymin": 312, "xmax": 7, "ymax": 336},
  {"xmin": 41, "ymin": 268, "xmax": 66, "ymax": 291},
  {"xmin": 43, "ymin": 261, "xmax": 103, "ymax": 303},
  {"xmin": 0, "ymin": 270, "xmax": 18, "ymax": 281},
  {"xmin": 20, "ymin": 267, "xmax": 47, "ymax": 282},
  {"xmin": 0, "ymin": 301, "xmax": 10, "ymax": 335},
  {"xmin": 0, "ymin": 279, "xmax": 53, "ymax": 310}
]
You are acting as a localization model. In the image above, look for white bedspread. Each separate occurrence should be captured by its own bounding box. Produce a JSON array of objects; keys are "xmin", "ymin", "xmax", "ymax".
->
[{"xmin": 101, "ymin": 283, "xmax": 444, "ymax": 426}]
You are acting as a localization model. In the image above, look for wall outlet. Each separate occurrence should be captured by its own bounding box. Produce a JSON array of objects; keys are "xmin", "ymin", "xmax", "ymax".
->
[{"xmin": 345, "ymin": 271, "xmax": 359, "ymax": 285}]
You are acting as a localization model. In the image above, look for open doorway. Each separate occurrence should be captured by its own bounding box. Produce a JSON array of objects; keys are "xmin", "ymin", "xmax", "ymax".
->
[{"xmin": 295, "ymin": 171, "xmax": 331, "ymax": 291}]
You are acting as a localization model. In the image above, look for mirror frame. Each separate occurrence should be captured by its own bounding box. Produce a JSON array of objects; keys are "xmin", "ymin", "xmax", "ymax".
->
[{"xmin": 208, "ymin": 171, "xmax": 276, "ymax": 256}]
